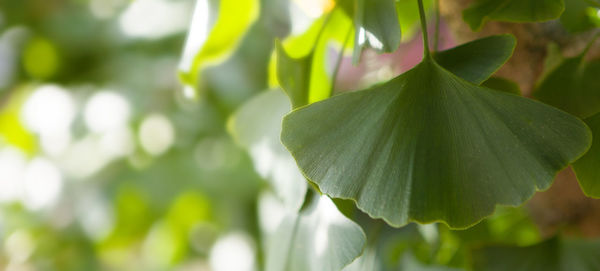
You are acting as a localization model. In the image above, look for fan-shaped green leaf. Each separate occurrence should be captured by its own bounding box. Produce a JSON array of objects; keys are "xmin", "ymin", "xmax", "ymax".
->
[
  {"xmin": 573, "ymin": 112, "xmax": 600, "ymax": 197},
  {"xmin": 265, "ymin": 195, "xmax": 366, "ymax": 271},
  {"xmin": 482, "ymin": 77, "xmax": 522, "ymax": 95},
  {"xmin": 434, "ymin": 35, "xmax": 516, "ymax": 84},
  {"xmin": 533, "ymin": 53, "xmax": 600, "ymax": 118},
  {"xmin": 472, "ymin": 237, "xmax": 600, "ymax": 271},
  {"xmin": 281, "ymin": 54, "xmax": 591, "ymax": 229},
  {"xmin": 228, "ymin": 90, "xmax": 307, "ymax": 210},
  {"xmin": 463, "ymin": 0, "xmax": 565, "ymax": 30}
]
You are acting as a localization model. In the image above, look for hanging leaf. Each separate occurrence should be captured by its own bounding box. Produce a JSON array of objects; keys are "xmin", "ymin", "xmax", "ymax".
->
[
  {"xmin": 179, "ymin": 0, "xmax": 259, "ymax": 89},
  {"xmin": 560, "ymin": 0, "xmax": 600, "ymax": 32},
  {"xmin": 337, "ymin": 0, "xmax": 402, "ymax": 62},
  {"xmin": 281, "ymin": 45, "xmax": 591, "ymax": 228},
  {"xmin": 573, "ymin": 112, "xmax": 600, "ymax": 197},
  {"xmin": 276, "ymin": 41, "xmax": 312, "ymax": 109},
  {"xmin": 533, "ymin": 44, "xmax": 600, "ymax": 118},
  {"xmin": 434, "ymin": 35, "xmax": 516, "ymax": 84},
  {"xmin": 228, "ymin": 90, "xmax": 307, "ymax": 210},
  {"xmin": 271, "ymin": 9, "xmax": 353, "ymax": 105},
  {"xmin": 265, "ymin": 195, "xmax": 366, "ymax": 271},
  {"xmin": 463, "ymin": 0, "xmax": 565, "ymax": 30},
  {"xmin": 472, "ymin": 237, "xmax": 600, "ymax": 271},
  {"xmin": 482, "ymin": 77, "xmax": 522, "ymax": 95}
]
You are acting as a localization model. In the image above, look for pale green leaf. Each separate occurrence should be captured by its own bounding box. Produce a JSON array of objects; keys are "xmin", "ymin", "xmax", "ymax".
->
[
  {"xmin": 265, "ymin": 195, "xmax": 366, "ymax": 271},
  {"xmin": 281, "ymin": 51, "xmax": 591, "ymax": 228},
  {"xmin": 179, "ymin": 0, "xmax": 259, "ymax": 88},
  {"xmin": 463, "ymin": 0, "xmax": 565, "ymax": 30},
  {"xmin": 270, "ymin": 9, "xmax": 353, "ymax": 105},
  {"xmin": 228, "ymin": 90, "xmax": 307, "ymax": 210}
]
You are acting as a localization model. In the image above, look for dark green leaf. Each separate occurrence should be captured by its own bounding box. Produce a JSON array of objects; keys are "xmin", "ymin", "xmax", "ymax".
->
[
  {"xmin": 482, "ymin": 77, "xmax": 521, "ymax": 95},
  {"xmin": 228, "ymin": 90, "xmax": 307, "ymax": 210},
  {"xmin": 265, "ymin": 195, "xmax": 366, "ymax": 271},
  {"xmin": 434, "ymin": 35, "xmax": 516, "ymax": 84},
  {"xmin": 560, "ymin": 0, "xmax": 599, "ymax": 32},
  {"xmin": 463, "ymin": 0, "xmax": 565, "ymax": 30},
  {"xmin": 573, "ymin": 112, "xmax": 600, "ymax": 197},
  {"xmin": 281, "ymin": 54, "xmax": 591, "ymax": 228},
  {"xmin": 472, "ymin": 237, "xmax": 600, "ymax": 271},
  {"xmin": 533, "ymin": 52, "xmax": 600, "ymax": 118}
]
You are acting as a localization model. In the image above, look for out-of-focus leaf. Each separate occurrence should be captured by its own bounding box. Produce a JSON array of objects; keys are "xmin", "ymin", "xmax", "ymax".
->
[
  {"xmin": 533, "ymin": 41, "xmax": 600, "ymax": 118},
  {"xmin": 561, "ymin": 0, "xmax": 600, "ymax": 32},
  {"xmin": 434, "ymin": 35, "xmax": 516, "ymax": 84},
  {"xmin": 270, "ymin": 9, "xmax": 353, "ymax": 104},
  {"xmin": 400, "ymin": 253, "xmax": 464, "ymax": 271},
  {"xmin": 573, "ymin": 112, "xmax": 600, "ymax": 197},
  {"xmin": 281, "ymin": 51, "xmax": 591, "ymax": 228},
  {"xmin": 482, "ymin": 77, "xmax": 521, "ymax": 95},
  {"xmin": 0, "ymin": 89, "xmax": 37, "ymax": 154},
  {"xmin": 179, "ymin": 0, "xmax": 259, "ymax": 90},
  {"xmin": 276, "ymin": 41, "xmax": 312, "ymax": 109},
  {"xmin": 22, "ymin": 37, "xmax": 60, "ymax": 80},
  {"xmin": 228, "ymin": 90, "xmax": 307, "ymax": 210},
  {"xmin": 463, "ymin": 0, "xmax": 565, "ymax": 30},
  {"xmin": 472, "ymin": 237, "xmax": 600, "ymax": 271},
  {"xmin": 265, "ymin": 195, "xmax": 366, "ymax": 271},
  {"xmin": 337, "ymin": 0, "xmax": 401, "ymax": 62}
]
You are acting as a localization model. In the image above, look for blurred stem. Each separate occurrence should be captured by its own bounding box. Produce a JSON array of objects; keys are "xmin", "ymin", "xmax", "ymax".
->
[
  {"xmin": 329, "ymin": 26, "xmax": 353, "ymax": 97},
  {"xmin": 433, "ymin": 0, "xmax": 440, "ymax": 51},
  {"xmin": 418, "ymin": 0, "xmax": 430, "ymax": 58}
]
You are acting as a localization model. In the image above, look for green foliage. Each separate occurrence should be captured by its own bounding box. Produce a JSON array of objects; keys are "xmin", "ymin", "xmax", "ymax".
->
[
  {"xmin": 281, "ymin": 52, "xmax": 591, "ymax": 228},
  {"xmin": 337, "ymin": 0, "xmax": 402, "ymax": 62},
  {"xmin": 472, "ymin": 237, "xmax": 600, "ymax": 270},
  {"xmin": 265, "ymin": 195, "xmax": 366, "ymax": 271},
  {"xmin": 433, "ymin": 35, "xmax": 516, "ymax": 84},
  {"xmin": 533, "ymin": 39, "xmax": 600, "ymax": 118},
  {"xmin": 573, "ymin": 112, "xmax": 600, "ymax": 197},
  {"xmin": 4, "ymin": 0, "xmax": 600, "ymax": 270},
  {"xmin": 463, "ymin": 0, "xmax": 565, "ymax": 30}
]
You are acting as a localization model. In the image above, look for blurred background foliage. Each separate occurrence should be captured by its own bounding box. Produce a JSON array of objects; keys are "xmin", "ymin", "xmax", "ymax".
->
[{"xmin": 0, "ymin": 0, "xmax": 599, "ymax": 270}]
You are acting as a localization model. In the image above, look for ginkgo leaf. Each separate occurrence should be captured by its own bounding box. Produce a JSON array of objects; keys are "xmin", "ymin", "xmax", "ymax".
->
[
  {"xmin": 265, "ymin": 195, "xmax": 366, "ymax": 271},
  {"xmin": 434, "ymin": 35, "xmax": 516, "ymax": 84},
  {"xmin": 573, "ymin": 112, "xmax": 600, "ymax": 197},
  {"xmin": 463, "ymin": 0, "xmax": 565, "ymax": 30},
  {"xmin": 533, "ymin": 55, "xmax": 600, "ymax": 118},
  {"xmin": 228, "ymin": 90, "xmax": 307, "ymax": 210},
  {"xmin": 281, "ymin": 54, "xmax": 591, "ymax": 228},
  {"xmin": 472, "ymin": 236, "xmax": 600, "ymax": 271},
  {"xmin": 337, "ymin": 0, "xmax": 401, "ymax": 62},
  {"xmin": 482, "ymin": 77, "xmax": 521, "ymax": 95}
]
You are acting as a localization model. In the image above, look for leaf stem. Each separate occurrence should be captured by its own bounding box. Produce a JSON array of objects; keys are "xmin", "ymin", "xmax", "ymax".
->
[
  {"xmin": 329, "ymin": 26, "xmax": 353, "ymax": 98},
  {"xmin": 418, "ymin": 0, "xmax": 430, "ymax": 58}
]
